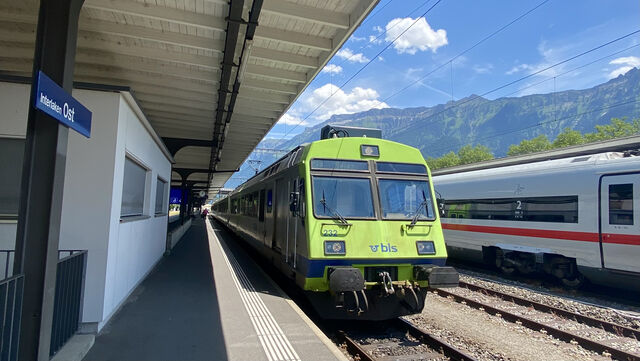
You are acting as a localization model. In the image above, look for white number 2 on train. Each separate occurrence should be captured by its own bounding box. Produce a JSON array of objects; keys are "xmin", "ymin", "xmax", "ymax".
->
[
  {"xmin": 516, "ymin": 200, "xmax": 522, "ymax": 209},
  {"xmin": 323, "ymin": 229, "xmax": 338, "ymax": 236}
]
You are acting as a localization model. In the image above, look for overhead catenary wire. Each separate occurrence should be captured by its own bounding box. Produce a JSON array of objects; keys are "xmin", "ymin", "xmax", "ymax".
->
[
  {"xmin": 277, "ymin": 0, "xmax": 551, "ymax": 145},
  {"xmin": 275, "ymin": 0, "xmax": 444, "ymax": 145},
  {"xmin": 383, "ymin": 28, "xmax": 640, "ymax": 135},
  {"xmin": 429, "ymin": 98, "xmax": 640, "ymax": 155},
  {"xmin": 425, "ymin": 43, "xmax": 640, "ymax": 154},
  {"xmin": 330, "ymin": 0, "xmax": 433, "ymax": 68},
  {"xmin": 383, "ymin": 0, "xmax": 551, "ymax": 103}
]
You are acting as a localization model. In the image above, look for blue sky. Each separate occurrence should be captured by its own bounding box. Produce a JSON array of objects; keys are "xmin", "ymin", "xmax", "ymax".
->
[{"xmin": 265, "ymin": 0, "xmax": 640, "ymax": 141}]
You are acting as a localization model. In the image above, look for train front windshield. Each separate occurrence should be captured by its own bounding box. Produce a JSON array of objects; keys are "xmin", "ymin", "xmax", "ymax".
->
[
  {"xmin": 378, "ymin": 179, "xmax": 435, "ymax": 220},
  {"xmin": 312, "ymin": 176, "xmax": 375, "ymax": 218}
]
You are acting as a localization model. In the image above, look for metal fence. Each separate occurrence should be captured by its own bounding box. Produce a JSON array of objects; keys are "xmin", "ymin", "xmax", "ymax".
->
[
  {"xmin": 0, "ymin": 252, "xmax": 15, "ymax": 281},
  {"xmin": 0, "ymin": 249, "xmax": 87, "ymax": 360},
  {"xmin": 0, "ymin": 275, "xmax": 23, "ymax": 361},
  {"xmin": 49, "ymin": 250, "xmax": 87, "ymax": 357}
]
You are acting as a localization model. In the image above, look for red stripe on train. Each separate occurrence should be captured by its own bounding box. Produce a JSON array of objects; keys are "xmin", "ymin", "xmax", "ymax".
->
[{"xmin": 441, "ymin": 223, "xmax": 640, "ymax": 246}]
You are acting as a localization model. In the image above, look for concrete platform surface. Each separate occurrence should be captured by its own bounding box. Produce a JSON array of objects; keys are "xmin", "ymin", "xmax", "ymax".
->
[{"xmin": 82, "ymin": 218, "xmax": 346, "ymax": 361}]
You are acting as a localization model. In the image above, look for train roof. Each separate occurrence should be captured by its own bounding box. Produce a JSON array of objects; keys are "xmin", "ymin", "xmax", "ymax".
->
[
  {"xmin": 215, "ymin": 137, "xmax": 426, "ymax": 202},
  {"xmin": 431, "ymin": 134, "xmax": 640, "ymax": 176},
  {"xmin": 433, "ymin": 151, "xmax": 640, "ymax": 182}
]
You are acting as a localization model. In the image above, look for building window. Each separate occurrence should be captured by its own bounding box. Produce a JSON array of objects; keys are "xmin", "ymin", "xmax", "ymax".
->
[
  {"xmin": 0, "ymin": 138, "xmax": 24, "ymax": 219},
  {"xmin": 155, "ymin": 178, "xmax": 167, "ymax": 215},
  {"xmin": 442, "ymin": 195, "xmax": 579, "ymax": 223},
  {"xmin": 121, "ymin": 157, "xmax": 147, "ymax": 217},
  {"xmin": 609, "ymin": 184, "xmax": 633, "ymax": 225}
]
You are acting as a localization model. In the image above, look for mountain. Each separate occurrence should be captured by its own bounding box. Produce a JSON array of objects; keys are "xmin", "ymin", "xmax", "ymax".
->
[{"xmin": 226, "ymin": 68, "xmax": 640, "ymax": 188}]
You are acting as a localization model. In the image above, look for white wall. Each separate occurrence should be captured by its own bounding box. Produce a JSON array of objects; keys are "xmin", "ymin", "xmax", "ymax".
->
[
  {"xmin": 0, "ymin": 81, "xmax": 172, "ymax": 333},
  {"xmin": 58, "ymin": 90, "xmax": 121, "ymax": 327},
  {"xmin": 0, "ymin": 82, "xmax": 28, "ymax": 250},
  {"xmin": 101, "ymin": 95, "xmax": 171, "ymax": 328}
]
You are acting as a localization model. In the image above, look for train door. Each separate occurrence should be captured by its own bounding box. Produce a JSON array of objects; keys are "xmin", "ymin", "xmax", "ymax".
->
[
  {"xmin": 274, "ymin": 178, "xmax": 288, "ymax": 253},
  {"xmin": 258, "ymin": 189, "xmax": 266, "ymax": 244},
  {"xmin": 599, "ymin": 173, "xmax": 640, "ymax": 272},
  {"xmin": 263, "ymin": 188, "xmax": 273, "ymax": 247},
  {"xmin": 287, "ymin": 178, "xmax": 301, "ymax": 268}
]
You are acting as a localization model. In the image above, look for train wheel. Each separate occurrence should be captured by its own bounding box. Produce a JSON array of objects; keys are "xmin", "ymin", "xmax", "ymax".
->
[
  {"xmin": 500, "ymin": 264, "xmax": 516, "ymax": 275},
  {"xmin": 560, "ymin": 273, "xmax": 585, "ymax": 289},
  {"xmin": 495, "ymin": 249, "xmax": 516, "ymax": 275}
]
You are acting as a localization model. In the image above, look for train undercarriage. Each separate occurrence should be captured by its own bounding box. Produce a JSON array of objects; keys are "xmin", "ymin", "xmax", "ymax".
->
[
  {"xmin": 485, "ymin": 246, "xmax": 585, "ymax": 288},
  {"xmin": 308, "ymin": 265, "xmax": 458, "ymax": 320}
]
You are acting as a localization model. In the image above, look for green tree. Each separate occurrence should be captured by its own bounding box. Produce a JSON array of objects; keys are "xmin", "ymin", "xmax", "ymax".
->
[
  {"xmin": 584, "ymin": 117, "xmax": 640, "ymax": 142},
  {"xmin": 458, "ymin": 144, "xmax": 494, "ymax": 165},
  {"xmin": 551, "ymin": 128, "xmax": 584, "ymax": 148},
  {"xmin": 507, "ymin": 134, "xmax": 552, "ymax": 156},
  {"xmin": 426, "ymin": 151, "xmax": 460, "ymax": 170}
]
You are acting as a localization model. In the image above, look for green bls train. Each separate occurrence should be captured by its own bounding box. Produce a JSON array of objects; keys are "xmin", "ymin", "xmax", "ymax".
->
[{"xmin": 212, "ymin": 129, "xmax": 458, "ymax": 320}]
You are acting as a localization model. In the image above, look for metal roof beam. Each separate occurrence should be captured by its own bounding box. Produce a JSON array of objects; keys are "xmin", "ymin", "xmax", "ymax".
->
[
  {"xmin": 203, "ymin": 0, "xmax": 349, "ymax": 29},
  {"xmin": 163, "ymin": 138, "xmax": 216, "ymax": 157}
]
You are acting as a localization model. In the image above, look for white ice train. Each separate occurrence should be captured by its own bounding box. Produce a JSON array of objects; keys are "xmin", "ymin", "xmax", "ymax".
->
[{"xmin": 433, "ymin": 151, "xmax": 640, "ymax": 290}]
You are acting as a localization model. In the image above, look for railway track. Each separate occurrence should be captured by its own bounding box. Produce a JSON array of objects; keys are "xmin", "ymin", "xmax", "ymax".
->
[
  {"xmin": 435, "ymin": 282, "xmax": 640, "ymax": 361},
  {"xmin": 336, "ymin": 318, "xmax": 479, "ymax": 361}
]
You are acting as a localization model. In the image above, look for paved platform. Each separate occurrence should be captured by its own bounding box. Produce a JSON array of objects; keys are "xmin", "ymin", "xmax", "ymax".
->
[{"xmin": 83, "ymin": 218, "xmax": 346, "ymax": 361}]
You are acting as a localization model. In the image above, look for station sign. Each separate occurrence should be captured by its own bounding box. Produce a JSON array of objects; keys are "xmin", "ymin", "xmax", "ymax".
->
[
  {"xmin": 169, "ymin": 188, "xmax": 182, "ymax": 204},
  {"xmin": 34, "ymin": 71, "xmax": 92, "ymax": 138}
]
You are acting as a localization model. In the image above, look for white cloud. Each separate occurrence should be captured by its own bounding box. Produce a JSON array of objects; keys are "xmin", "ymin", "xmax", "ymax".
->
[
  {"xmin": 321, "ymin": 64, "xmax": 343, "ymax": 74},
  {"xmin": 506, "ymin": 63, "xmax": 532, "ymax": 75},
  {"xmin": 277, "ymin": 113, "xmax": 308, "ymax": 126},
  {"xmin": 384, "ymin": 17, "xmax": 447, "ymax": 54},
  {"xmin": 350, "ymin": 35, "xmax": 367, "ymax": 42},
  {"xmin": 473, "ymin": 63, "xmax": 494, "ymax": 74},
  {"xmin": 306, "ymin": 84, "xmax": 389, "ymax": 120},
  {"xmin": 373, "ymin": 25, "xmax": 383, "ymax": 33},
  {"xmin": 335, "ymin": 48, "xmax": 370, "ymax": 63},
  {"xmin": 368, "ymin": 35, "xmax": 383, "ymax": 45},
  {"xmin": 608, "ymin": 56, "xmax": 640, "ymax": 78}
]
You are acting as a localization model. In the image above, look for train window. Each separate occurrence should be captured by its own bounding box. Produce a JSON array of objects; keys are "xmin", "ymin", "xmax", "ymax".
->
[
  {"xmin": 442, "ymin": 196, "xmax": 578, "ymax": 223},
  {"xmin": 312, "ymin": 176, "xmax": 375, "ymax": 219},
  {"xmin": 376, "ymin": 162, "xmax": 427, "ymax": 175},
  {"xmin": 378, "ymin": 179, "xmax": 435, "ymax": 220},
  {"xmin": 0, "ymin": 138, "xmax": 24, "ymax": 219},
  {"xmin": 266, "ymin": 190, "xmax": 273, "ymax": 213},
  {"xmin": 310, "ymin": 159, "xmax": 368, "ymax": 171},
  {"xmin": 609, "ymin": 184, "xmax": 634, "ymax": 225}
]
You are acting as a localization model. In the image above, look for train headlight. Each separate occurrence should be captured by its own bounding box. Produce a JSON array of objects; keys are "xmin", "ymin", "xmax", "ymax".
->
[
  {"xmin": 324, "ymin": 241, "xmax": 346, "ymax": 255},
  {"xmin": 416, "ymin": 241, "xmax": 436, "ymax": 255}
]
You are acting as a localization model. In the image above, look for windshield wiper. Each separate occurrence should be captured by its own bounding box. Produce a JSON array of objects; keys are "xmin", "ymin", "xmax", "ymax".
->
[
  {"xmin": 409, "ymin": 190, "xmax": 429, "ymax": 227},
  {"xmin": 320, "ymin": 191, "xmax": 349, "ymax": 225}
]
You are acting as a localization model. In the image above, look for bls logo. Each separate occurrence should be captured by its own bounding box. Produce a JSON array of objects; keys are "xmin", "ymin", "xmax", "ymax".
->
[{"xmin": 369, "ymin": 243, "xmax": 398, "ymax": 253}]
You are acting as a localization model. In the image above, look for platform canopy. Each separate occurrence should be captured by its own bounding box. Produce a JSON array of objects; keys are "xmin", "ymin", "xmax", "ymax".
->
[{"xmin": 0, "ymin": 0, "xmax": 378, "ymax": 196}]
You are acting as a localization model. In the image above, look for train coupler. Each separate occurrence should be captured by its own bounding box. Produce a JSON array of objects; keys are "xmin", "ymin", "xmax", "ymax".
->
[{"xmin": 414, "ymin": 265, "xmax": 459, "ymax": 288}]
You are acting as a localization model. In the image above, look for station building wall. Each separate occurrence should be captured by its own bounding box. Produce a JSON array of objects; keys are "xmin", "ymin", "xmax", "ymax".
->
[{"xmin": 0, "ymin": 81, "xmax": 172, "ymax": 333}]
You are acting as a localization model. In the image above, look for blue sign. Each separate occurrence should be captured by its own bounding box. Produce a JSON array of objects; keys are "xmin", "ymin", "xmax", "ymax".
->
[
  {"xmin": 34, "ymin": 71, "xmax": 92, "ymax": 138},
  {"xmin": 169, "ymin": 188, "xmax": 182, "ymax": 204}
]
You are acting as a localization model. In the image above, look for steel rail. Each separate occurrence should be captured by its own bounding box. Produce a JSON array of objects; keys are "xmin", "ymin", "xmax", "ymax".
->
[
  {"xmin": 337, "ymin": 319, "xmax": 479, "ymax": 361},
  {"xmin": 395, "ymin": 318, "xmax": 480, "ymax": 361},
  {"xmin": 336, "ymin": 330, "xmax": 375, "ymax": 361},
  {"xmin": 459, "ymin": 280, "xmax": 640, "ymax": 340},
  {"xmin": 435, "ymin": 288, "xmax": 640, "ymax": 361}
]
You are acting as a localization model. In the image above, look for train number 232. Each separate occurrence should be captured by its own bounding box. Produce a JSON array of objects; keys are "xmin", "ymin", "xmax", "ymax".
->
[{"xmin": 322, "ymin": 229, "xmax": 338, "ymax": 237}]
